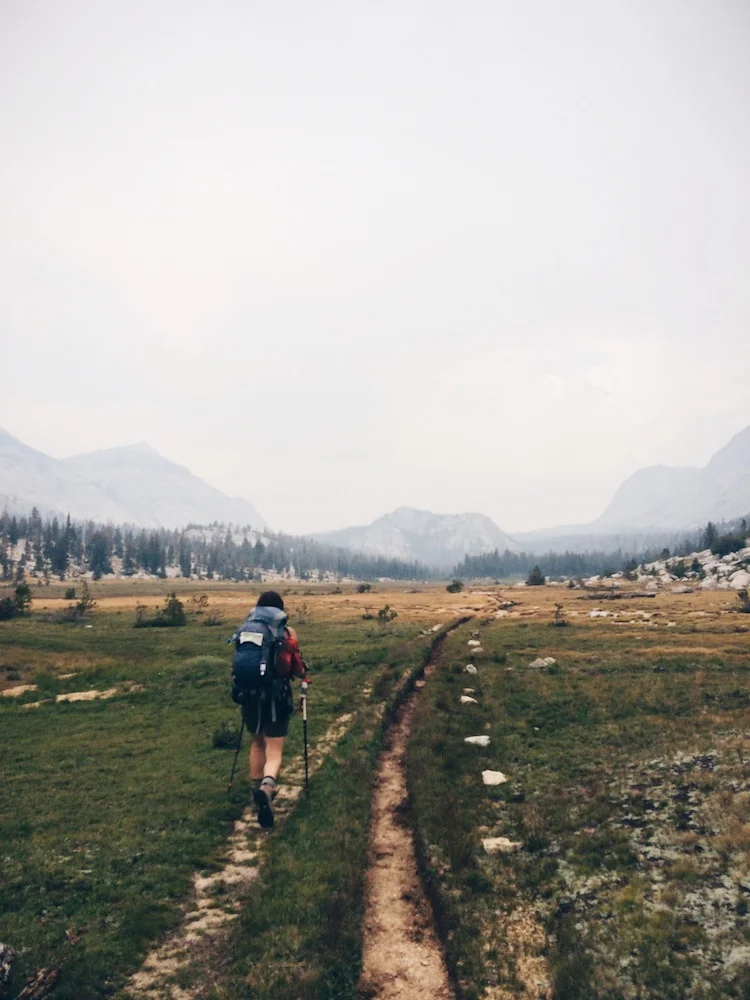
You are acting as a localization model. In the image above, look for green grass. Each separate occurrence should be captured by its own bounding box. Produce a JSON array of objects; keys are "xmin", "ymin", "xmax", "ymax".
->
[
  {"xmin": 408, "ymin": 621, "xmax": 750, "ymax": 1000},
  {"xmin": 0, "ymin": 604, "xmax": 424, "ymax": 999},
  {"xmin": 171, "ymin": 630, "xmax": 445, "ymax": 1000}
]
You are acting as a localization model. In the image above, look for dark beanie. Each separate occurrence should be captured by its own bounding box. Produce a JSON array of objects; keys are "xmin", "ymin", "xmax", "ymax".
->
[{"xmin": 257, "ymin": 590, "xmax": 284, "ymax": 611}]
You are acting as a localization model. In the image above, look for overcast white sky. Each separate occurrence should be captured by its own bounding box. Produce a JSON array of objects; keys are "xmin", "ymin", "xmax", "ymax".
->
[{"xmin": 1, "ymin": 0, "xmax": 749, "ymax": 533}]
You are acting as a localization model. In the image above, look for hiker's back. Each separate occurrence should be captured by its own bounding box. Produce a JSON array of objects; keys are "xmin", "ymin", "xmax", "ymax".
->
[{"xmin": 231, "ymin": 604, "xmax": 288, "ymax": 703}]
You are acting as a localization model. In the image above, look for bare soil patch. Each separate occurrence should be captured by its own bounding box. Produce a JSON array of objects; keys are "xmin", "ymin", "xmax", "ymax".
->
[
  {"xmin": 359, "ymin": 665, "xmax": 455, "ymax": 999},
  {"xmin": 126, "ymin": 712, "xmax": 355, "ymax": 999}
]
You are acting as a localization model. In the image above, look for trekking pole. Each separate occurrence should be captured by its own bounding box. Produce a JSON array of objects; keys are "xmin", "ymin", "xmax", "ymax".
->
[
  {"xmin": 227, "ymin": 717, "xmax": 245, "ymax": 800},
  {"xmin": 302, "ymin": 693, "xmax": 309, "ymax": 790}
]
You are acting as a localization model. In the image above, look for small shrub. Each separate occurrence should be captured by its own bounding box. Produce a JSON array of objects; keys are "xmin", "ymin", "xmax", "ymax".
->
[
  {"xmin": 64, "ymin": 587, "xmax": 76, "ymax": 600},
  {"xmin": 712, "ymin": 532, "xmax": 746, "ymax": 557},
  {"xmin": 672, "ymin": 561, "xmax": 687, "ymax": 579},
  {"xmin": 377, "ymin": 604, "xmax": 398, "ymax": 624},
  {"xmin": 0, "ymin": 584, "xmax": 33, "ymax": 620},
  {"xmin": 737, "ymin": 589, "xmax": 750, "ymax": 614},
  {"xmin": 212, "ymin": 720, "xmax": 241, "ymax": 749},
  {"xmin": 357, "ymin": 583, "xmax": 372, "ymax": 593},
  {"xmin": 203, "ymin": 609, "xmax": 224, "ymax": 627},
  {"xmin": 135, "ymin": 592, "xmax": 186, "ymax": 628},
  {"xmin": 526, "ymin": 566, "xmax": 546, "ymax": 587},
  {"xmin": 191, "ymin": 593, "xmax": 209, "ymax": 614},
  {"xmin": 0, "ymin": 597, "xmax": 16, "ymax": 620},
  {"xmin": 549, "ymin": 602, "xmax": 569, "ymax": 627},
  {"xmin": 446, "ymin": 579, "xmax": 464, "ymax": 593},
  {"xmin": 75, "ymin": 582, "xmax": 96, "ymax": 616}
]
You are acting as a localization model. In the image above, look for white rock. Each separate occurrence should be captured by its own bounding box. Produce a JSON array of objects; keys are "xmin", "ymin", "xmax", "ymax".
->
[
  {"xmin": 671, "ymin": 585, "xmax": 692, "ymax": 594},
  {"xmin": 463, "ymin": 688, "xmax": 475, "ymax": 694},
  {"xmin": 464, "ymin": 735, "xmax": 491, "ymax": 747},
  {"xmin": 482, "ymin": 836, "xmax": 522, "ymax": 854},
  {"xmin": 482, "ymin": 770, "xmax": 508, "ymax": 785},
  {"xmin": 465, "ymin": 664, "xmax": 477, "ymax": 674},
  {"xmin": 667, "ymin": 621, "xmax": 677, "ymax": 627},
  {"xmin": 700, "ymin": 577, "xmax": 718, "ymax": 590},
  {"xmin": 460, "ymin": 695, "xmax": 478, "ymax": 704},
  {"xmin": 644, "ymin": 580, "xmax": 659, "ymax": 592},
  {"xmin": 467, "ymin": 639, "xmax": 481, "ymax": 647},
  {"xmin": 1, "ymin": 684, "xmax": 38, "ymax": 698},
  {"xmin": 729, "ymin": 570, "xmax": 750, "ymax": 590},
  {"xmin": 589, "ymin": 610, "xmax": 611, "ymax": 618},
  {"xmin": 543, "ymin": 656, "xmax": 557, "ymax": 666},
  {"xmin": 529, "ymin": 657, "xmax": 547, "ymax": 667}
]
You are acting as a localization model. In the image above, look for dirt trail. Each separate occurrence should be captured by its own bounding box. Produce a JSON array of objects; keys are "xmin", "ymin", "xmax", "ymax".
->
[
  {"xmin": 126, "ymin": 711, "xmax": 354, "ymax": 1000},
  {"xmin": 359, "ymin": 630, "xmax": 462, "ymax": 1000}
]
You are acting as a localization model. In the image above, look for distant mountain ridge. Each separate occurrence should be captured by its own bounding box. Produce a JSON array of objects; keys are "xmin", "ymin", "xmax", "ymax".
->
[
  {"xmin": 0, "ymin": 428, "xmax": 268, "ymax": 530},
  {"xmin": 316, "ymin": 506, "xmax": 520, "ymax": 568},
  {"xmin": 594, "ymin": 425, "xmax": 750, "ymax": 529},
  {"xmin": 515, "ymin": 424, "xmax": 750, "ymax": 552}
]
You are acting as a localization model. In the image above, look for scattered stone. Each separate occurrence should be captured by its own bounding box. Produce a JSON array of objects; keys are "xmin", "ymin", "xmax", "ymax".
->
[
  {"xmin": 671, "ymin": 585, "xmax": 692, "ymax": 594},
  {"xmin": 1, "ymin": 943, "xmax": 16, "ymax": 985},
  {"xmin": 482, "ymin": 836, "xmax": 522, "ymax": 854},
  {"xmin": 18, "ymin": 968, "xmax": 59, "ymax": 1000},
  {"xmin": 468, "ymin": 639, "xmax": 481, "ymax": 647},
  {"xmin": 482, "ymin": 770, "xmax": 508, "ymax": 785},
  {"xmin": 529, "ymin": 656, "xmax": 556, "ymax": 667},
  {"xmin": 57, "ymin": 672, "xmax": 78, "ymax": 680},
  {"xmin": 465, "ymin": 735, "xmax": 491, "ymax": 747},
  {"xmin": 589, "ymin": 610, "xmax": 611, "ymax": 618},
  {"xmin": 1, "ymin": 685, "xmax": 38, "ymax": 698},
  {"xmin": 460, "ymin": 695, "xmax": 478, "ymax": 704},
  {"xmin": 465, "ymin": 664, "xmax": 477, "ymax": 674},
  {"xmin": 55, "ymin": 688, "xmax": 119, "ymax": 703},
  {"xmin": 463, "ymin": 688, "xmax": 475, "ymax": 694}
]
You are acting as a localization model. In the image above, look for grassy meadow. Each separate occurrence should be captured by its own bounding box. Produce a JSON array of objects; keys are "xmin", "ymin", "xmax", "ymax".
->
[
  {"xmin": 2, "ymin": 578, "xmax": 748, "ymax": 999},
  {"xmin": 0, "ymin": 580, "xmax": 461, "ymax": 999},
  {"xmin": 408, "ymin": 585, "xmax": 750, "ymax": 999}
]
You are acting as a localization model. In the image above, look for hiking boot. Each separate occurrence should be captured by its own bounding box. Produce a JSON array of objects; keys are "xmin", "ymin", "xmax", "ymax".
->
[{"xmin": 254, "ymin": 777, "xmax": 277, "ymax": 829}]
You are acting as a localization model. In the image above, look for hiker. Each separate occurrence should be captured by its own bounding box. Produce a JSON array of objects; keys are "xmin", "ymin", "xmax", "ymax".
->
[{"xmin": 231, "ymin": 591, "xmax": 309, "ymax": 828}]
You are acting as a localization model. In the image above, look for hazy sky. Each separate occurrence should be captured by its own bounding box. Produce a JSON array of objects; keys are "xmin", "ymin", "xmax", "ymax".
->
[{"xmin": 1, "ymin": 0, "xmax": 749, "ymax": 533}]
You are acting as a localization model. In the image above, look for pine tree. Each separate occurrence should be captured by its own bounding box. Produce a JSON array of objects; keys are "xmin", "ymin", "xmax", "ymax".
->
[
  {"xmin": 88, "ymin": 532, "xmax": 113, "ymax": 580},
  {"xmin": 702, "ymin": 522, "xmax": 718, "ymax": 549}
]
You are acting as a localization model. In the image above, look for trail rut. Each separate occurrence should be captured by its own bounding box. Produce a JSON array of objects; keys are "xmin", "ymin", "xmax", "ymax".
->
[
  {"xmin": 359, "ymin": 631, "xmax": 461, "ymax": 1000},
  {"xmin": 126, "ymin": 711, "xmax": 354, "ymax": 999}
]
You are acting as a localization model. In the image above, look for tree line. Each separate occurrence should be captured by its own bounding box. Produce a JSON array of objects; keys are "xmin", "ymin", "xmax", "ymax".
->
[
  {"xmin": 455, "ymin": 515, "xmax": 749, "ymax": 581},
  {"xmin": 1, "ymin": 508, "xmax": 746, "ymax": 585},
  {"xmin": 0, "ymin": 510, "xmax": 429, "ymax": 583}
]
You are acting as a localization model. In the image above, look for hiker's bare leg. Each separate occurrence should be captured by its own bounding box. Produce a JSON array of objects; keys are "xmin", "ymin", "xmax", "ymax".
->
[
  {"xmin": 263, "ymin": 736, "xmax": 285, "ymax": 780},
  {"xmin": 249, "ymin": 734, "xmax": 266, "ymax": 781}
]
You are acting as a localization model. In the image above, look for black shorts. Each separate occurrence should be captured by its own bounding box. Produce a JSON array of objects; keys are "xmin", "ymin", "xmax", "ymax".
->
[{"xmin": 241, "ymin": 687, "xmax": 293, "ymax": 738}]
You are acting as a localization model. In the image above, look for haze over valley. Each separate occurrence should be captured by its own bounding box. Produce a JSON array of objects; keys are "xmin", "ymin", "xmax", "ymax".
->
[{"xmin": 2, "ymin": 423, "xmax": 748, "ymax": 566}]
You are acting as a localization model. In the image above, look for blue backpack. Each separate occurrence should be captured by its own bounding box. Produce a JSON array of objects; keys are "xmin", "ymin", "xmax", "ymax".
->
[{"xmin": 231, "ymin": 605, "xmax": 288, "ymax": 705}]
